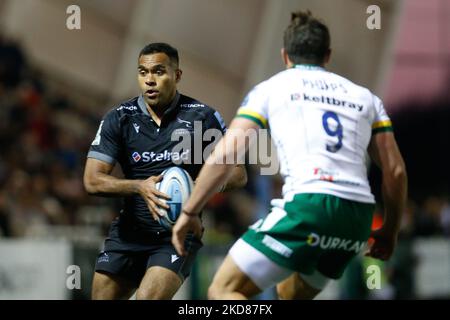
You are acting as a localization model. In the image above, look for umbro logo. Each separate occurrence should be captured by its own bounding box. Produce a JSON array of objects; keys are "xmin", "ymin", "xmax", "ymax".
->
[
  {"xmin": 171, "ymin": 254, "xmax": 180, "ymax": 263},
  {"xmin": 133, "ymin": 123, "xmax": 140, "ymax": 133}
]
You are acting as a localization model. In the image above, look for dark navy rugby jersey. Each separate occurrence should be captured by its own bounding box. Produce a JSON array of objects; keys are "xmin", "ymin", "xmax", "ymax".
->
[{"xmin": 87, "ymin": 92, "xmax": 227, "ymax": 233}]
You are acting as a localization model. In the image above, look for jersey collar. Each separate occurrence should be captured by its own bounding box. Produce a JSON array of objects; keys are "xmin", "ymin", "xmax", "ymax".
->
[
  {"xmin": 163, "ymin": 91, "xmax": 181, "ymax": 118},
  {"xmin": 137, "ymin": 91, "xmax": 181, "ymax": 118},
  {"xmin": 293, "ymin": 64, "xmax": 325, "ymax": 71}
]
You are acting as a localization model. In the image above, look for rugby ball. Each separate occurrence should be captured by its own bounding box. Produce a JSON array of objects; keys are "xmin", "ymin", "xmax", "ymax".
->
[{"xmin": 156, "ymin": 167, "xmax": 194, "ymax": 230}]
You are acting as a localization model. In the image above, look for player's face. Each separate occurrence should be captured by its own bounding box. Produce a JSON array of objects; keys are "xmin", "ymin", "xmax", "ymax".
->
[{"xmin": 137, "ymin": 53, "xmax": 181, "ymax": 109}]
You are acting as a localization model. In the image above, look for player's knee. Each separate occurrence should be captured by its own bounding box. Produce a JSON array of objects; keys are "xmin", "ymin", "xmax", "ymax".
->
[
  {"xmin": 276, "ymin": 275, "xmax": 321, "ymax": 300},
  {"xmin": 91, "ymin": 286, "xmax": 103, "ymax": 300},
  {"xmin": 135, "ymin": 287, "xmax": 155, "ymax": 300},
  {"xmin": 276, "ymin": 282, "xmax": 290, "ymax": 300},
  {"xmin": 136, "ymin": 285, "xmax": 176, "ymax": 300},
  {"xmin": 207, "ymin": 282, "xmax": 223, "ymax": 300},
  {"xmin": 135, "ymin": 288, "xmax": 146, "ymax": 300},
  {"xmin": 277, "ymin": 283, "xmax": 317, "ymax": 300},
  {"xmin": 91, "ymin": 284, "xmax": 117, "ymax": 300},
  {"xmin": 91, "ymin": 275, "xmax": 111, "ymax": 300},
  {"xmin": 207, "ymin": 284, "xmax": 218, "ymax": 300},
  {"xmin": 135, "ymin": 287, "xmax": 165, "ymax": 300}
]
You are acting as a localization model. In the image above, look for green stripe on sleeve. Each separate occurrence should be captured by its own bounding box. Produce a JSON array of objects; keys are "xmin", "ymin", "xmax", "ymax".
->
[
  {"xmin": 372, "ymin": 126, "xmax": 394, "ymax": 134},
  {"xmin": 236, "ymin": 114, "xmax": 265, "ymax": 128}
]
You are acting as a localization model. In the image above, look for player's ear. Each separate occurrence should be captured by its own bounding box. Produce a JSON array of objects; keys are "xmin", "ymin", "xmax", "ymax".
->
[
  {"xmin": 281, "ymin": 48, "xmax": 290, "ymax": 67},
  {"xmin": 175, "ymin": 69, "xmax": 182, "ymax": 83}
]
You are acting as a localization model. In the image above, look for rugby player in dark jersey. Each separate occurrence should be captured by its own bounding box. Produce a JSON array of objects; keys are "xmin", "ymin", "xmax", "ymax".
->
[{"xmin": 83, "ymin": 43, "xmax": 247, "ymax": 300}]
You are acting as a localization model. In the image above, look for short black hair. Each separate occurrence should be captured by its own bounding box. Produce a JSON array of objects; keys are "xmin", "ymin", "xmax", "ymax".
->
[
  {"xmin": 139, "ymin": 42, "xmax": 179, "ymax": 67},
  {"xmin": 283, "ymin": 10, "xmax": 330, "ymax": 65}
]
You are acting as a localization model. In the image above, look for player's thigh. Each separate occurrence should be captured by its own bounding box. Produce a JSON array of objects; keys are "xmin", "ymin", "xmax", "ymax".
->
[
  {"xmin": 136, "ymin": 266, "xmax": 182, "ymax": 300},
  {"xmin": 93, "ymin": 249, "xmax": 147, "ymax": 300},
  {"xmin": 208, "ymin": 254, "xmax": 262, "ymax": 300},
  {"xmin": 276, "ymin": 272, "xmax": 322, "ymax": 300},
  {"xmin": 136, "ymin": 237, "xmax": 201, "ymax": 300},
  {"xmin": 209, "ymin": 238, "xmax": 294, "ymax": 299},
  {"xmin": 91, "ymin": 271, "xmax": 136, "ymax": 300}
]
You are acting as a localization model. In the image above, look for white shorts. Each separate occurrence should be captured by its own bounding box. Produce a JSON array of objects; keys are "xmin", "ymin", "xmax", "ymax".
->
[{"xmin": 229, "ymin": 238, "xmax": 330, "ymax": 291}]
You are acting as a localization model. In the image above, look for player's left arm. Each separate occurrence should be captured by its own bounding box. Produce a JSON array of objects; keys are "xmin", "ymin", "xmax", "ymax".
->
[
  {"xmin": 366, "ymin": 131, "xmax": 407, "ymax": 260},
  {"xmin": 172, "ymin": 117, "xmax": 258, "ymax": 255},
  {"xmin": 220, "ymin": 164, "xmax": 247, "ymax": 191},
  {"xmin": 186, "ymin": 117, "xmax": 257, "ymax": 213},
  {"xmin": 204, "ymin": 109, "xmax": 248, "ymax": 191}
]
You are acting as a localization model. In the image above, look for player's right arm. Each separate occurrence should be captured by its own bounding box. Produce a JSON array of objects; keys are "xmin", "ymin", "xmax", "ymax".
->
[
  {"xmin": 84, "ymin": 109, "xmax": 169, "ymax": 221},
  {"xmin": 367, "ymin": 131, "xmax": 407, "ymax": 260},
  {"xmin": 83, "ymin": 159, "xmax": 169, "ymax": 221}
]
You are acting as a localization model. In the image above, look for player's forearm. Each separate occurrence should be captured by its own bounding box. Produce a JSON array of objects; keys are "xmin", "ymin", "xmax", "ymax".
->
[
  {"xmin": 84, "ymin": 172, "xmax": 141, "ymax": 197},
  {"xmin": 381, "ymin": 164, "xmax": 408, "ymax": 235},
  {"xmin": 184, "ymin": 119, "xmax": 252, "ymax": 214},
  {"xmin": 222, "ymin": 165, "xmax": 247, "ymax": 191},
  {"xmin": 184, "ymin": 163, "xmax": 235, "ymax": 214}
]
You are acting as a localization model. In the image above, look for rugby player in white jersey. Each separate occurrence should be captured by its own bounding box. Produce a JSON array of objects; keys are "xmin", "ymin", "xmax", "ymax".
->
[{"xmin": 172, "ymin": 10, "xmax": 407, "ymax": 299}]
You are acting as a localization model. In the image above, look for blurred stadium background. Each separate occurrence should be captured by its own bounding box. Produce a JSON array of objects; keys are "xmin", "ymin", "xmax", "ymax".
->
[{"xmin": 0, "ymin": 0, "xmax": 449, "ymax": 300}]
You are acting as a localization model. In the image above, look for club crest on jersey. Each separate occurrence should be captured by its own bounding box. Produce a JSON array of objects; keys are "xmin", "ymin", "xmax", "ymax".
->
[
  {"xmin": 177, "ymin": 118, "xmax": 192, "ymax": 128},
  {"xmin": 132, "ymin": 152, "xmax": 141, "ymax": 162}
]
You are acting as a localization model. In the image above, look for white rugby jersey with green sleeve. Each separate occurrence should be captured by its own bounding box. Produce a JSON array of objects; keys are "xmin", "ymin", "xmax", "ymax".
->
[{"xmin": 236, "ymin": 65, "xmax": 393, "ymax": 204}]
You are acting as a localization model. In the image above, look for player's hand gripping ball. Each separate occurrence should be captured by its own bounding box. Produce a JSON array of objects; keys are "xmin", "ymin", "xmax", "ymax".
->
[{"xmin": 156, "ymin": 167, "xmax": 194, "ymax": 230}]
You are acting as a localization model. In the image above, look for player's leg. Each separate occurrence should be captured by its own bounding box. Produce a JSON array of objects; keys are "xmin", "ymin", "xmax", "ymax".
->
[
  {"xmin": 207, "ymin": 255, "xmax": 262, "ymax": 299},
  {"xmin": 92, "ymin": 250, "xmax": 145, "ymax": 300},
  {"xmin": 207, "ymin": 247, "xmax": 326, "ymax": 300},
  {"xmin": 272, "ymin": 194, "xmax": 375, "ymax": 299},
  {"xmin": 135, "ymin": 266, "xmax": 182, "ymax": 299},
  {"xmin": 91, "ymin": 271, "xmax": 136, "ymax": 300},
  {"xmin": 207, "ymin": 197, "xmax": 319, "ymax": 300},
  {"xmin": 207, "ymin": 194, "xmax": 342, "ymax": 300},
  {"xmin": 276, "ymin": 272, "xmax": 323, "ymax": 300},
  {"xmin": 135, "ymin": 235, "xmax": 202, "ymax": 300},
  {"xmin": 274, "ymin": 194, "xmax": 375, "ymax": 300},
  {"xmin": 208, "ymin": 239, "xmax": 293, "ymax": 300}
]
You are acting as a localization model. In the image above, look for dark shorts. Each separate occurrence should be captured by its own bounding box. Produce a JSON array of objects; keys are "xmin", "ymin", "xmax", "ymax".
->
[{"xmin": 95, "ymin": 218, "xmax": 202, "ymax": 286}]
